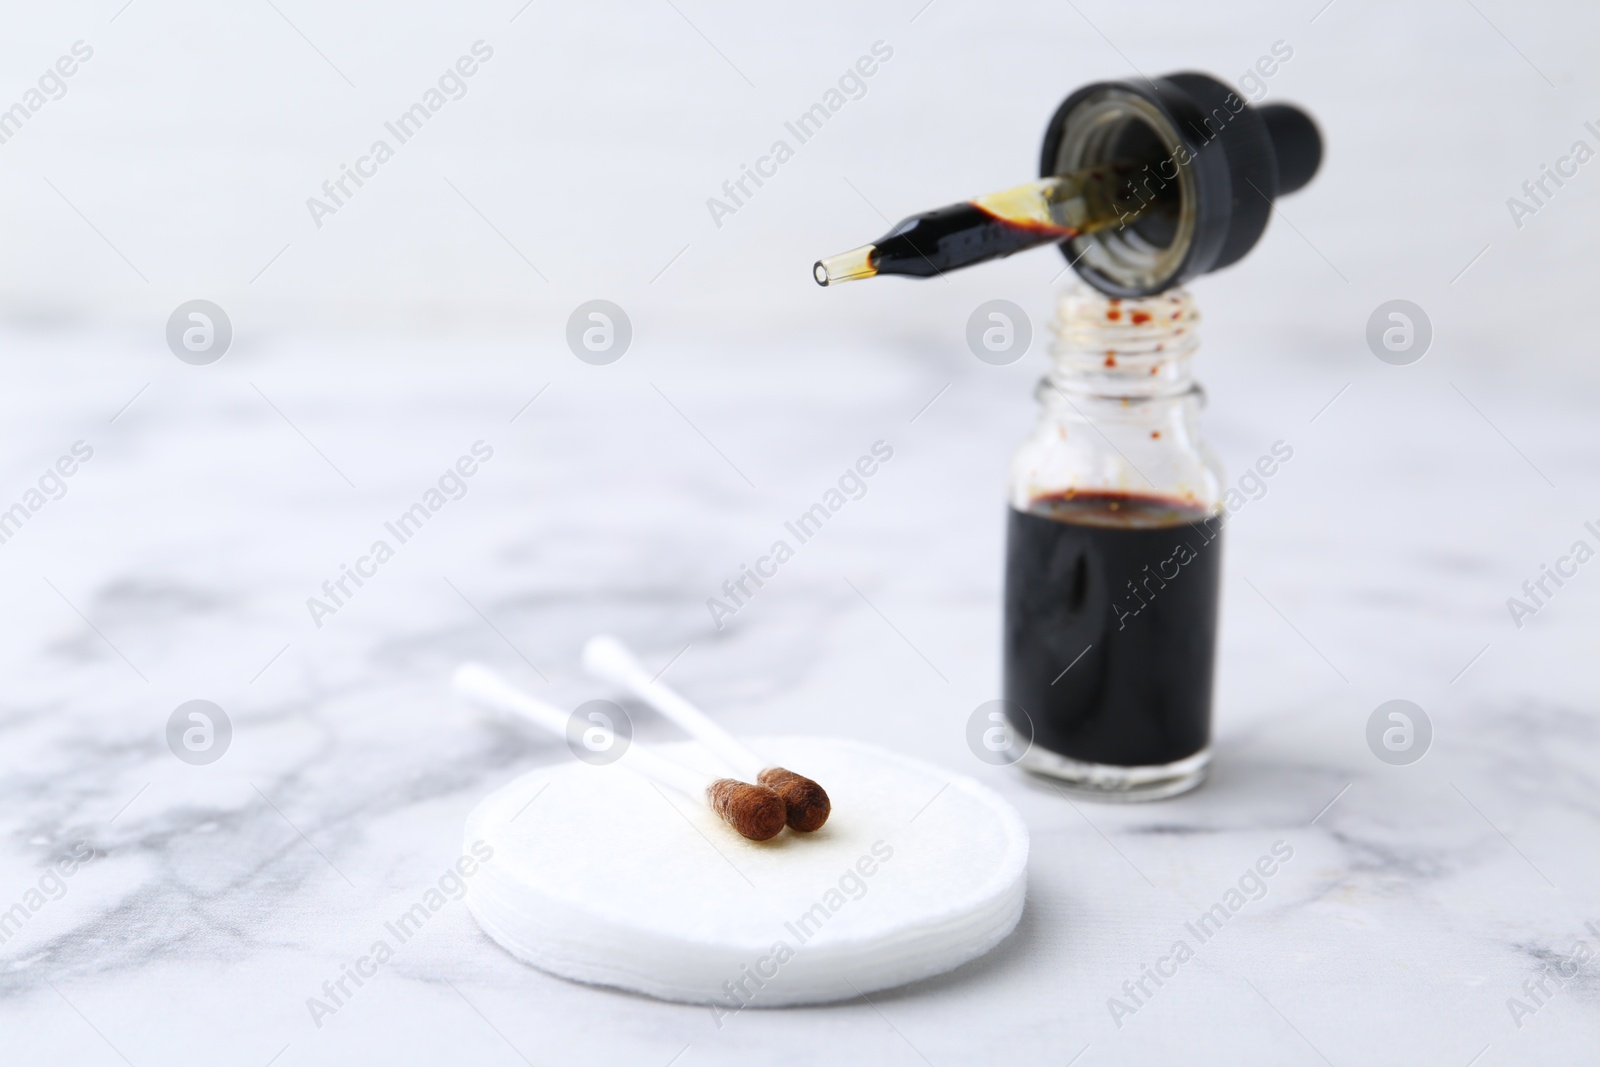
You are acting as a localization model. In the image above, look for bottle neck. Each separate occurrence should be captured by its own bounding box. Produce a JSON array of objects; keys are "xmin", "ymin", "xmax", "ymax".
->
[
  {"xmin": 1012, "ymin": 286, "xmax": 1221, "ymax": 515},
  {"xmin": 1041, "ymin": 286, "xmax": 1201, "ymax": 404}
]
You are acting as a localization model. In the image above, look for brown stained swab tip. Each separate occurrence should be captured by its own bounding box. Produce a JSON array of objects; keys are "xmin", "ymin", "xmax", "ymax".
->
[
  {"xmin": 758, "ymin": 767, "xmax": 831, "ymax": 832},
  {"xmin": 705, "ymin": 779, "xmax": 788, "ymax": 841}
]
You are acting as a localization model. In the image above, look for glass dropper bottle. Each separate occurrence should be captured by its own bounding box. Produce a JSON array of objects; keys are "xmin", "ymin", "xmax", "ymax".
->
[{"xmin": 807, "ymin": 72, "xmax": 1325, "ymax": 802}]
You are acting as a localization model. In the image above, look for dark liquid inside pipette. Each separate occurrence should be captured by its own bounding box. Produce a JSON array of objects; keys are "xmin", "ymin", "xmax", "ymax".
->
[
  {"xmin": 814, "ymin": 164, "xmax": 1172, "ymax": 286},
  {"xmin": 861, "ymin": 203, "xmax": 1073, "ymax": 278}
]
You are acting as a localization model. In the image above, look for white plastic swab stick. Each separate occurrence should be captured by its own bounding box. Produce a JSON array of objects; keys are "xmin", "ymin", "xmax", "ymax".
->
[
  {"xmin": 579, "ymin": 636, "xmax": 833, "ymax": 832},
  {"xmin": 454, "ymin": 663, "xmax": 789, "ymax": 840},
  {"xmin": 454, "ymin": 663, "xmax": 707, "ymax": 801},
  {"xmin": 580, "ymin": 636, "xmax": 766, "ymax": 779}
]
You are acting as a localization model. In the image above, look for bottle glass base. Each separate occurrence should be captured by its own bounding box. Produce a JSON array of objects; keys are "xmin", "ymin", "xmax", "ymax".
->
[{"xmin": 1019, "ymin": 745, "xmax": 1209, "ymax": 802}]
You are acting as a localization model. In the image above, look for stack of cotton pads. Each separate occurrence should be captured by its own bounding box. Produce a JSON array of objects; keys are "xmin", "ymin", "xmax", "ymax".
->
[{"xmin": 464, "ymin": 737, "xmax": 1029, "ymax": 1006}]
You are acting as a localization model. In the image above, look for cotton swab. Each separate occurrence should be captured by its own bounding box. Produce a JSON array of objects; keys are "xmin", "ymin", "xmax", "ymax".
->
[
  {"xmin": 580, "ymin": 636, "xmax": 832, "ymax": 832},
  {"xmin": 452, "ymin": 663, "xmax": 787, "ymax": 842}
]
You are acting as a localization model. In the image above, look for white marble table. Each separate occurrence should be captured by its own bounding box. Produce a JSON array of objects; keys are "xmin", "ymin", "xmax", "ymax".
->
[{"xmin": 0, "ymin": 292, "xmax": 1596, "ymax": 1067}]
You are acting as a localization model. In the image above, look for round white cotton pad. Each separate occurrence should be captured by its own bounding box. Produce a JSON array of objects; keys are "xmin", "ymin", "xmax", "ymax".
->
[{"xmin": 463, "ymin": 737, "xmax": 1028, "ymax": 1007}]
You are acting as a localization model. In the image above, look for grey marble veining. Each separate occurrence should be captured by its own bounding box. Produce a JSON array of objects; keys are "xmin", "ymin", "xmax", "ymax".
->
[{"xmin": 0, "ymin": 316, "xmax": 1595, "ymax": 1066}]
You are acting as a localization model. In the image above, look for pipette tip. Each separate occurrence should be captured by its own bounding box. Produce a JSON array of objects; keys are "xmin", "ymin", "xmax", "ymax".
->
[{"xmin": 813, "ymin": 245, "xmax": 878, "ymax": 287}]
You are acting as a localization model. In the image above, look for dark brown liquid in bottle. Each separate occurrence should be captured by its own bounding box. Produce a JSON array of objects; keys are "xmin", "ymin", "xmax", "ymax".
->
[{"xmin": 1003, "ymin": 492, "xmax": 1222, "ymax": 768}]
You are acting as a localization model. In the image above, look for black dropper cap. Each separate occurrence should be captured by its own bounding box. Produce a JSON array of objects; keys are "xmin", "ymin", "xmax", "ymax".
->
[
  {"xmin": 1258, "ymin": 103, "xmax": 1322, "ymax": 195},
  {"xmin": 1039, "ymin": 72, "xmax": 1322, "ymax": 297}
]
